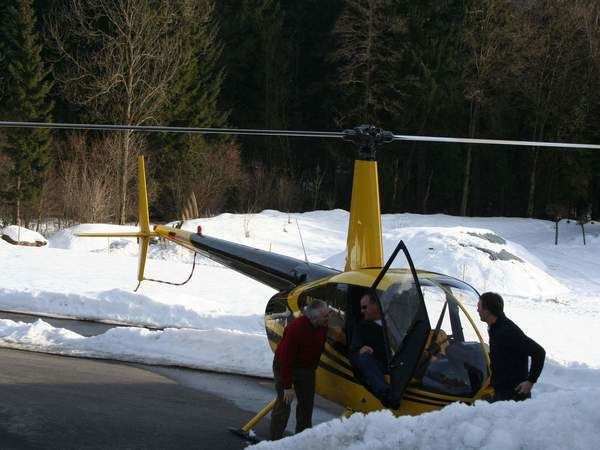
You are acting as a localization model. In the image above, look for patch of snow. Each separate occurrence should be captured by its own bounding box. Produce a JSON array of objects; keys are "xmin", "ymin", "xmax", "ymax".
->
[
  {"xmin": 1, "ymin": 225, "xmax": 47, "ymax": 245},
  {"xmin": 251, "ymin": 389, "xmax": 600, "ymax": 450}
]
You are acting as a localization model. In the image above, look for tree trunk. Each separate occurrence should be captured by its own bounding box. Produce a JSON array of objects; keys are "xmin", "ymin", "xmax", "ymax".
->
[
  {"xmin": 119, "ymin": 131, "xmax": 131, "ymax": 224},
  {"xmin": 527, "ymin": 147, "xmax": 540, "ymax": 217},
  {"xmin": 364, "ymin": 0, "xmax": 373, "ymax": 119},
  {"xmin": 391, "ymin": 156, "xmax": 400, "ymax": 205},
  {"xmin": 36, "ymin": 175, "xmax": 46, "ymax": 232},
  {"xmin": 422, "ymin": 170, "xmax": 434, "ymax": 213},
  {"xmin": 460, "ymin": 147, "xmax": 472, "ymax": 216},
  {"xmin": 120, "ymin": 58, "xmax": 134, "ymax": 225},
  {"xmin": 15, "ymin": 175, "xmax": 21, "ymax": 227},
  {"xmin": 416, "ymin": 149, "xmax": 427, "ymax": 213},
  {"xmin": 461, "ymin": 100, "xmax": 478, "ymax": 216}
]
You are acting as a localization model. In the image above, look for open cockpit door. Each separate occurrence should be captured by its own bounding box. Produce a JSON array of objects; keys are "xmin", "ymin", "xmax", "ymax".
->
[{"xmin": 370, "ymin": 241, "xmax": 431, "ymax": 406}]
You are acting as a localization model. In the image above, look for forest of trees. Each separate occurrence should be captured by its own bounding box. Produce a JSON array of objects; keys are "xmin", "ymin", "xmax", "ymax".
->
[{"xmin": 0, "ymin": 0, "xmax": 599, "ymax": 230}]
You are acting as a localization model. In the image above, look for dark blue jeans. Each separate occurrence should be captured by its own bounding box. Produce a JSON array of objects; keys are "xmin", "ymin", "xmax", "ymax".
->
[{"xmin": 350, "ymin": 352, "xmax": 389, "ymax": 396}]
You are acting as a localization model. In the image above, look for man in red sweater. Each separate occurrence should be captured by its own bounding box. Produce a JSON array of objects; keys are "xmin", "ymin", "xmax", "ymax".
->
[{"xmin": 270, "ymin": 299, "xmax": 330, "ymax": 440}]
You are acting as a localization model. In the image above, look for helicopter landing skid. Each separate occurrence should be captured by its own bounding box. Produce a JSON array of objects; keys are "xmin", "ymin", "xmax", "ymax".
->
[
  {"xmin": 228, "ymin": 427, "xmax": 263, "ymax": 444},
  {"xmin": 229, "ymin": 398, "xmax": 276, "ymax": 443}
]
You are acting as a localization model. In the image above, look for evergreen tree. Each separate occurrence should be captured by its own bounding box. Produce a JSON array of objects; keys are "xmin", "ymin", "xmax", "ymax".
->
[
  {"xmin": 384, "ymin": 0, "xmax": 467, "ymax": 213},
  {"xmin": 508, "ymin": 1, "xmax": 583, "ymax": 217},
  {"xmin": 0, "ymin": 0, "xmax": 53, "ymax": 226},
  {"xmin": 216, "ymin": 0, "xmax": 289, "ymax": 166},
  {"xmin": 151, "ymin": 0, "xmax": 231, "ymax": 219},
  {"xmin": 460, "ymin": 0, "xmax": 525, "ymax": 216}
]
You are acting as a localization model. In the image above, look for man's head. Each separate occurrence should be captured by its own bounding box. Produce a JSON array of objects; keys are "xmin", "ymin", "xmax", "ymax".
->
[
  {"xmin": 304, "ymin": 299, "xmax": 330, "ymax": 327},
  {"xmin": 360, "ymin": 292, "xmax": 382, "ymax": 321},
  {"xmin": 477, "ymin": 292, "xmax": 504, "ymax": 324}
]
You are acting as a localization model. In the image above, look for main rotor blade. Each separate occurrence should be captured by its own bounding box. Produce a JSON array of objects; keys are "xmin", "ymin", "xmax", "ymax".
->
[
  {"xmin": 393, "ymin": 134, "xmax": 600, "ymax": 150},
  {"xmin": 1, "ymin": 120, "xmax": 599, "ymax": 150},
  {"xmin": 0, "ymin": 121, "xmax": 343, "ymax": 139}
]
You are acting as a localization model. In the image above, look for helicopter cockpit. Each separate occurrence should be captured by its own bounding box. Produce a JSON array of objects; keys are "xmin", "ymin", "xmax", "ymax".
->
[
  {"xmin": 266, "ymin": 272, "xmax": 489, "ymax": 400},
  {"xmin": 380, "ymin": 273, "xmax": 489, "ymax": 399},
  {"xmin": 264, "ymin": 241, "xmax": 491, "ymax": 411}
]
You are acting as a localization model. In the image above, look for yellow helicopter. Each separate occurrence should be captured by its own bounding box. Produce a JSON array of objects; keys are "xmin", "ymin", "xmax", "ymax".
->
[{"xmin": 1, "ymin": 121, "xmax": 599, "ymax": 441}]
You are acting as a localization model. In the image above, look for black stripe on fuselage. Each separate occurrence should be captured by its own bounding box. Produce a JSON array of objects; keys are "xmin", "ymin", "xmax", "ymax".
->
[
  {"xmin": 189, "ymin": 233, "xmax": 339, "ymax": 291},
  {"xmin": 405, "ymin": 387, "xmax": 463, "ymax": 404},
  {"xmin": 402, "ymin": 394, "xmax": 451, "ymax": 407},
  {"xmin": 318, "ymin": 360, "xmax": 359, "ymax": 384}
]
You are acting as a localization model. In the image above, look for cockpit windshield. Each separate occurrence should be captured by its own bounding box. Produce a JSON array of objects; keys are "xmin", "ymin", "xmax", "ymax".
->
[{"xmin": 414, "ymin": 277, "xmax": 489, "ymax": 397}]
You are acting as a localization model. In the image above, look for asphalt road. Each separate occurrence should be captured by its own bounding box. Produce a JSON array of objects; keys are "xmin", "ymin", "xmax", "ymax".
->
[
  {"xmin": 0, "ymin": 347, "xmax": 274, "ymax": 449},
  {"xmin": 0, "ymin": 311, "xmax": 341, "ymax": 449}
]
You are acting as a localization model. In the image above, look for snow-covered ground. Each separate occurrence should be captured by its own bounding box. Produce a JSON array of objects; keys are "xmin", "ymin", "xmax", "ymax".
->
[{"xmin": 1, "ymin": 211, "xmax": 599, "ymax": 448}]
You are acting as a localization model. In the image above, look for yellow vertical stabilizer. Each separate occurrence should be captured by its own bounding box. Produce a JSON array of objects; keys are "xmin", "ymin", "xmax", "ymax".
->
[
  {"xmin": 344, "ymin": 160, "xmax": 384, "ymax": 271},
  {"xmin": 76, "ymin": 156, "xmax": 156, "ymax": 286},
  {"xmin": 135, "ymin": 156, "xmax": 152, "ymax": 283}
]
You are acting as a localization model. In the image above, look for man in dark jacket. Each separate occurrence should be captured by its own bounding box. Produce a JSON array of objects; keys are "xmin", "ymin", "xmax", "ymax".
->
[
  {"xmin": 349, "ymin": 293, "xmax": 397, "ymax": 408},
  {"xmin": 270, "ymin": 299, "xmax": 329, "ymax": 440},
  {"xmin": 477, "ymin": 292, "xmax": 546, "ymax": 402}
]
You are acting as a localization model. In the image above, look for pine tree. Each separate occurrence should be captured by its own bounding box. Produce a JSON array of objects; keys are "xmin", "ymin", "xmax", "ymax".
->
[
  {"xmin": 0, "ymin": 0, "xmax": 53, "ymax": 227},
  {"xmin": 460, "ymin": 0, "xmax": 525, "ymax": 216},
  {"xmin": 151, "ymin": 0, "xmax": 231, "ymax": 219},
  {"xmin": 216, "ymin": 0, "xmax": 290, "ymax": 166}
]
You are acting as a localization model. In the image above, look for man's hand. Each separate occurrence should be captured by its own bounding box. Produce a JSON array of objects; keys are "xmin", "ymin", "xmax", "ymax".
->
[
  {"xmin": 515, "ymin": 380, "xmax": 533, "ymax": 395},
  {"xmin": 359, "ymin": 345, "xmax": 374, "ymax": 354},
  {"xmin": 283, "ymin": 388, "xmax": 295, "ymax": 405}
]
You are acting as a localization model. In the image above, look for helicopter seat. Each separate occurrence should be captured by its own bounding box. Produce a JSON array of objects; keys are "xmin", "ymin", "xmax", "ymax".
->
[
  {"xmin": 327, "ymin": 325, "xmax": 347, "ymax": 346},
  {"xmin": 419, "ymin": 339, "xmax": 486, "ymax": 397}
]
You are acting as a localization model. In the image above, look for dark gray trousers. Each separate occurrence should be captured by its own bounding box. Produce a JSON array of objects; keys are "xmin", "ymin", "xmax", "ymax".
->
[{"xmin": 269, "ymin": 360, "xmax": 316, "ymax": 441}]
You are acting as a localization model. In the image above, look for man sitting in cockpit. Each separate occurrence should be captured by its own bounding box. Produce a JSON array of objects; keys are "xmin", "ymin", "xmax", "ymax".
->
[{"xmin": 349, "ymin": 293, "xmax": 397, "ymax": 408}]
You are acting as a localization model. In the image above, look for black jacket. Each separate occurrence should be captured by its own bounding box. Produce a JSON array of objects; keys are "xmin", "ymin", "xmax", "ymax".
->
[
  {"xmin": 350, "ymin": 320, "xmax": 387, "ymax": 366},
  {"xmin": 488, "ymin": 315, "xmax": 546, "ymax": 390}
]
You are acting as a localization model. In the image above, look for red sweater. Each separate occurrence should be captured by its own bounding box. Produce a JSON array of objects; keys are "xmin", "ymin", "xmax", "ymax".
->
[{"xmin": 275, "ymin": 315, "xmax": 327, "ymax": 389}]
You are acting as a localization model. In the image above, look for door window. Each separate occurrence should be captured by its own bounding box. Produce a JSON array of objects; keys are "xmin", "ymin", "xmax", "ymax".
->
[{"xmin": 298, "ymin": 283, "xmax": 349, "ymax": 346}]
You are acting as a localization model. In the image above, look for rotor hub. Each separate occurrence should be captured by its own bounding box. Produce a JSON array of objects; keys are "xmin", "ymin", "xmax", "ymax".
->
[{"xmin": 342, "ymin": 125, "xmax": 394, "ymax": 160}]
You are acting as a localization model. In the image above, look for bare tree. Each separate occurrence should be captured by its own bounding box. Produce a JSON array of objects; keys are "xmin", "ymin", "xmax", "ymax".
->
[
  {"xmin": 59, "ymin": 134, "xmax": 120, "ymax": 223},
  {"xmin": 49, "ymin": 0, "xmax": 182, "ymax": 223},
  {"xmin": 307, "ymin": 164, "xmax": 326, "ymax": 211},
  {"xmin": 193, "ymin": 142, "xmax": 243, "ymax": 215},
  {"xmin": 331, "ymin": 0, "xmax": 406, "ymax": 125}
]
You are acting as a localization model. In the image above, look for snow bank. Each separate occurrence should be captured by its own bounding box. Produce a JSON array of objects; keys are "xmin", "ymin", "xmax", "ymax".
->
[
  {"xmin": 322, "ymin": 226, "xmax": 568, "ymax": 300},
  {"xmin": 251, "ymin": 390, "xmax": 600, "ymax": 450},
  {"xmin": 1, "ymin": 225, "xmax": 47, "ymax": 245},
  {"xmin": 180, "ymin": 209, "xmax": 349, "ymax": 263},
  {"xmin": 48, "ymin": 223, "xmax": 139, "ymax": 252},
  {"xmin": 0, "ymin": 318, "xmax": 273, "ymax": 377},
  {"xmin": 0, "ymin": 287, "xmax": 265, "ymax": 331}
]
